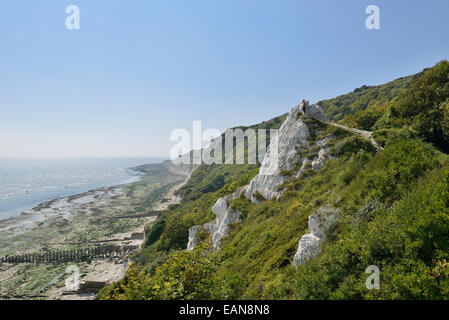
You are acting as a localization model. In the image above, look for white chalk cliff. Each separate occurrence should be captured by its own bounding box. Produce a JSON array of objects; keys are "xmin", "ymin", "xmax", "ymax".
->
[
  {"xmin": 244, "ymin": 106, "xmax": 310, "ymax": 202},
  {"xmin": 187, "ymin": 104, "xmax": 334, "ymax": 252}
]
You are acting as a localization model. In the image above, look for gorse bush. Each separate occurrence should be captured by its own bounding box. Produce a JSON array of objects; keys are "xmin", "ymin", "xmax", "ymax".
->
[
  {"xmin": 320, "ymin": 60, "xmax": 449, "ymax": 154},
  {"xmin": 296, "ymin": 168, "xmax": 449, "ymax": 299},
  {"xmin": 99, "ymin": 243, "xmax": 229, "ymax": 300},
  {"xmin": 363, "ymin": 138, "xmax": 439, "ymax": 201},
  {"xmin": 318, "ymin": 72, "xmax": 420, "ymax": 126},
  {"xmin": 388, "ymin": 61, "xmax": 449, "ymax": 152}
]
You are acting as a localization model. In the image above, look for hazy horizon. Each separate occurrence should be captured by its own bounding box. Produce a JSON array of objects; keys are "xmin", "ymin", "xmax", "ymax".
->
[
  {"xmin": 0, "ymin": 156, "xmax": 169, "ymax": 160},
  {"xmin": 0, "ymin": 157, "xmax": 166, "ymax": 220},
  {"xmin": 2, "ymin": 0, "xmax": 449, "ymax": 158}
]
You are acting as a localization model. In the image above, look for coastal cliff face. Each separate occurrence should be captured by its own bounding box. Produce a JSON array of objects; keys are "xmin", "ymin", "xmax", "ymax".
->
[
  {"xmin": 245, "ymin": 104, "xmax": 330, "ymax": 203},
  {"xmin": 101, "ymin": 62, "xmax": 449, "ymax": 301},
  {"xmin": 187, "ymin": 104, "xmax": 335, "ymax": 252},
  {"xmin": 165, "ymin": 158, "xmax": 198, "ymax": 177},
  {"xmin": 244, "ymin": 105, "xmax": 311, "ymax": 203}
]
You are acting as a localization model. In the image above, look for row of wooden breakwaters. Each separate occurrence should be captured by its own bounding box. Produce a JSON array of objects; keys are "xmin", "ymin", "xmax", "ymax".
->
[{"xmin": 0, "ymin": 244, "xmax": 139, "ymax": 265}]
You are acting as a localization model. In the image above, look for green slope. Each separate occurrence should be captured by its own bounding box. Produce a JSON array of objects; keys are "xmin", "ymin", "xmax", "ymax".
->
[
  {"xmin": 319, "ymin": 60, "xmax": 449, "ymax": 152},
  {"xmin": 99, "ymin": 61, "xmax": 449, "ymax": 300},
  {"xmin": 318, "ymin": 72, "xmax": 421, "ymax": 126}
]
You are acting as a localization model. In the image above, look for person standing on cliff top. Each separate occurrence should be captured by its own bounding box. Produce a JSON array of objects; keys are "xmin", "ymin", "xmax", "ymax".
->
[{"xmin": 301, "ymin": 99, "xmax": 308, "ymax": 114}]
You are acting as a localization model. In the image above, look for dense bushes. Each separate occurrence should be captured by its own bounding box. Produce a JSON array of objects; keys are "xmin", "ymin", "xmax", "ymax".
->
[
  {"xmin": 331, "ymin": 136, "xmax": 376, "ymax": 158},
  {"xmin": 144, "ymin": 219, "xmax": 166, "ymax": 247},
  {"xmin": 363, "ymin": 138, "xmax": 439, "ymax": 201},
  {"xmin": 295, "ymin": 167, "xmax": 449, "ymax": 299},
  {"xmin": 387, "ymin": 61, "xmax": 449, "ymax": 152},
  {"xmin": 321, "ymin": 61, "xmax": 449, "ymax": 153},
  {"xmin": 98, "ymin": 243, "xmax": 229, "ymax": 300},
  {"xmin": 318, "ymin": 73, "xmax": 419, "ymax": 125}
]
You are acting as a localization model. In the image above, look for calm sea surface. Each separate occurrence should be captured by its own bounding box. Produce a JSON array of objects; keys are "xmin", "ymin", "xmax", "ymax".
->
[{"xmin": 0, "ymin": 158, "xmax": 165, "ymax": 220}]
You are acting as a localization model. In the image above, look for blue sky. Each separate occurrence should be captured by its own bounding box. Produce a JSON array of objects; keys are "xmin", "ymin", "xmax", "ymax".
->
[{"xmin": 1, "ymin": 0, "xmax": 448, "ymax": 158}]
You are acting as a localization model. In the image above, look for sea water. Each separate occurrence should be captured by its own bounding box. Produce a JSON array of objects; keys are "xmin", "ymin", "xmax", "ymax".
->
[{"xmin": 0, "ymin": 158, "xmax": 165, "ymax": 220}]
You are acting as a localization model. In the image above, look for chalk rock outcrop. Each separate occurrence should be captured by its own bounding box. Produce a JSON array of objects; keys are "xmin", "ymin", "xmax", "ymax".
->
[
  {"xmin": 293, "ymin": 205, "xmax": 339, "ymax": 266},
  {"xmin": 187, "ymin": 103, "xmax": 330, "ymax": 250},
  {"xmin": 293, "ymin": 233, "xmax": 322, "ymax": 266},
  {"xmin": 245, "ymin": 104, "xmax": 327, "ymax": 202},
  {"xmin": 187, "ymin": 224, "xmax": 216, "ymax": 251},
  {"xmin": 187, "ymin": 187, "xmax": 246, "ymax": 250},
  {"xmin": 305, "ymin": 104, "xmax": 328, "ymax": 122},
  {"xmin": 312, "ymin": 137, "xmax": 333, "ymax": 170}
]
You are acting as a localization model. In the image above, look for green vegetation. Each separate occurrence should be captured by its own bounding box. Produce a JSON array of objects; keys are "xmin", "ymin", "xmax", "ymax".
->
[
  {"xmin": 385, "ymin": 61, "xmax": 449, "ymax": 152},
  {"xmin": 296, "ymin": 155, "xmax": 449, "ymax": 299},
  {"xmin": 318, "ymin": 72, "xmax": 421, "ymax": 126},
  {"xmin": 320, "ymin": 61, "xmax": 449, "ymax": 152},
  {"xmin": 99, "ymin": 243, "xmax": 228, "ymax": 300},
  {"xmin": 100, "ymin": 61, "xmax": 449, "ymax": 300}
]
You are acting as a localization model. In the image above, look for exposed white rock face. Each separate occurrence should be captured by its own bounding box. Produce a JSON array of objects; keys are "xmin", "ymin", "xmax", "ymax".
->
[
  {"xmin": 187, "ymin": 224, "xmax": 215, "ymax": 251},
  {"xmin": 187, "ymin": 104, "xmax": 330, "ymax": 250},
  {"xmin": 245, "ymin": 104, "xmax": 327, "ymax": 202},
  {"xmin": 305, "ymin": 104, "xmax": 328, "ymax": 121},
  {"xmin": 293, "ymin": 205, "xmax": 339, "ymax": 267},
  {"xmin": 311, "ymin": 137, "xmax": 332, "ymax": 171},
  {"xmin": 187, "ymin": 226, "xmax": 200, "ymax": 250},
  {"xmin": 293, "ymin": 233, "xmax": 322, "ymax": 266},
  {"xmin": 187, "ymin": 187, "xmax": 246, "ymax": 250},
  {"xmin": 295, "ymin": 158, "xmax": 310, "ymax": 178},
  {"xmin": 210, "ymin": 197, "xmax": 241, "ymax": 248}
]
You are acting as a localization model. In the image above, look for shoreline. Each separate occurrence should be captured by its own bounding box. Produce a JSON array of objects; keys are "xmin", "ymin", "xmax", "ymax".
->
[
  {"xmin": 0, "ymin": 166, "xmax": 146, "ymax": 230},
  {"xmin": 45, "ymin": 168, "xmax": 192, "ymax": 300},
  {"xmin": 51, "ymin": 174, "xmax": 191, "ymax": 300},
  {"xmin": 0, "ymin": 185, "xmax": 124, "ymax": 238},
  {"xmin": 0, "ymin": 161, "xmax": 191, "ymax": 299}
]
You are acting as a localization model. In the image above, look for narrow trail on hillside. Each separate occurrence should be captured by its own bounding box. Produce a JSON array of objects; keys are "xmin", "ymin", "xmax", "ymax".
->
[{"xmin": 325, "ymin": 121, "xmax": 384, "ymax": 151}]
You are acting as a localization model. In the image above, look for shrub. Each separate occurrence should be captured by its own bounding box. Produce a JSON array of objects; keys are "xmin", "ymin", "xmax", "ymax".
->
[
  {"xmin": 331, "ymin": 136, "xmax": 376, "ymax": 158},
  {"xmin": 99, "ymin": 243, "xmax": 229, "ymax": 300},
  {"xmin": 295, "ymin": 167, "xmax": 449, "ymax": 300},
  {"xmin": 388, "ymin": 61, "xmax": 449, "ymax": 152},
  {"xmin": 254, "ymin": 191, "xmax": 266, "ymax": 202},
  {"xmin": 144, "ymin": 219, "xmax": 166, "ymax": 247}
]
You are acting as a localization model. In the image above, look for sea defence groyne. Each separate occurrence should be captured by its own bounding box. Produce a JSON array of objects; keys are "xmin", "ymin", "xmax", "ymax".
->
[{"xmin": 0, "ymin": 244, "xmax": 139, "ymax": 265}]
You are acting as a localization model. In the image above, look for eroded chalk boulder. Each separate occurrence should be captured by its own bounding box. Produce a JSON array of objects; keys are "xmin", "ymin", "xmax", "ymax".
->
[
  {"xmin": 293, "ymin": 205, "xmax": 339, "ymax": 267},
  {"xmin": 187, "ymin": 187, "xmax": 246, "ymax": 250}
]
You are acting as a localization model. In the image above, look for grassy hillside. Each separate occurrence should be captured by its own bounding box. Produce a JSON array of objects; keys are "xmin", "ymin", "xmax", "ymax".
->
[
  {"xmin": 99, "ymin": 61, "xmax": 449, "ymax": 300},
  {"xmin": 318, "ymin": 72, "xmax": 421, "ymax": 126},
  {"xmin": 98, "ymin": 114, "xmax": 287, "ymax": 299},
  {"xmin": 319, "ymin": 61, "xmax": 449, "ymax": 152}
]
